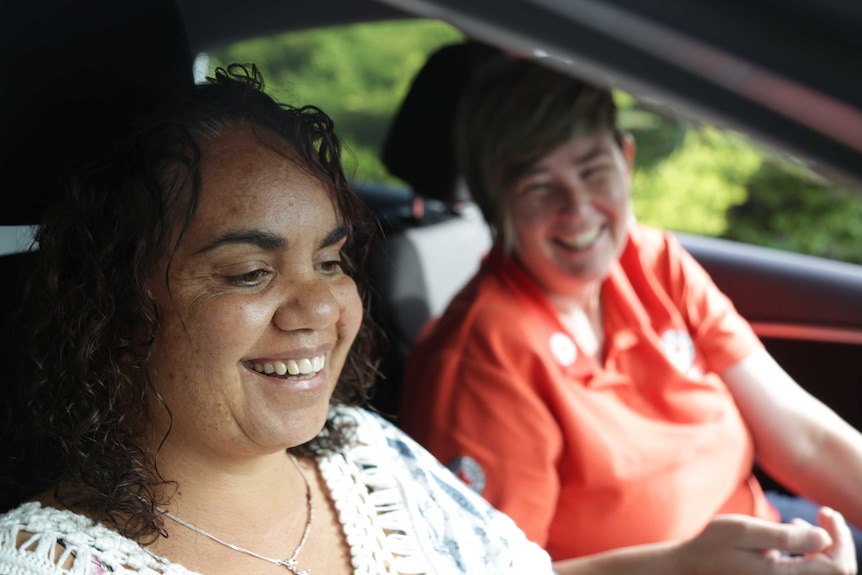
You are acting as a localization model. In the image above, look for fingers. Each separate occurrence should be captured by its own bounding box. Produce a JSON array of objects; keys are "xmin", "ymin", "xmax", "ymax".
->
[
  {"xmin": 816, "ymin": 507, "xmax": 857, "ymax": 573},
  {"xmin": 723, "ymin": 509, "xmax": 857, "ymax": 575},
  {"xmin": 710, "ymin": 514, "xmax": 832, "ymax": 555},
  {"xmin": 682, "ymin": 514, "xmax": 856, "ymax": 575}
]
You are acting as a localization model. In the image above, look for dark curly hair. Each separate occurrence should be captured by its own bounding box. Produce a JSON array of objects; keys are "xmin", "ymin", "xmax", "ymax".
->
[{"xmin": 26, "ymin": 64, "xmax": 380, "ymax": 541}]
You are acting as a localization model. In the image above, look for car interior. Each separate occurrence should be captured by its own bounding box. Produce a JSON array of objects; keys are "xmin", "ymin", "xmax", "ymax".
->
[
  {"xmin": 3, "ymin": 0, "xmax": 862, "ymax": 510},
  {"xmin": 366, "ymin": 39, "xmax": 502, "ymax": 415}
]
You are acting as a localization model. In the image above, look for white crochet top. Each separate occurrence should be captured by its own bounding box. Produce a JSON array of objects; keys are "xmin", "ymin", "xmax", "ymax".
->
[{"xmin": 0, "ymin": 407, "xmax": 552, "ymax": 575}]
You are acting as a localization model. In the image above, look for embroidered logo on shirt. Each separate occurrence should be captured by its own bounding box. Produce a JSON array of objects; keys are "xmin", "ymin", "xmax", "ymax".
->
[
  {"xmin": 660, "ymin": 329, "xmax": 696, "ymax": 375},
  {"xmin": 447, "ymin": 456, "xmax": 486, "ymax": 494},
  {"xmin": 549, "ymin": 332, "xmax": 578, "ymax": 366}
]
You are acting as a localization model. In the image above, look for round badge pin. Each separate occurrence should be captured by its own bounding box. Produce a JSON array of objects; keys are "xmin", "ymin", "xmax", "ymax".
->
[
  {"xmin": 446, "ymin": 456, "xmax": 486, "ymax": 494},
  {"xmin": 549, "ymin": 331, "xmax": 578, "ymax": 366},
  {"xmin": 660, "ymin": 328, "xmax": 695, "ymax": 374}
]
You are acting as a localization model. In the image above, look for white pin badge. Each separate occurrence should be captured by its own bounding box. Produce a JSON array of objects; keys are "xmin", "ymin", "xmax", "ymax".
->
[
  {"xmin": 660, "ymin": 328, "xmax": 695, "ymax": 374},
  {"xmin": 550, "ymin": 331, "xmax": 578, "ymax": 366}
]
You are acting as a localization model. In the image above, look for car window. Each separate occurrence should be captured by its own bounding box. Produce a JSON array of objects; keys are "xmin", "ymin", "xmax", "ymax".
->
[
  {"xmin": 614, "ymin": 91, "xmax": 862, "ymax": 264},
  {"xmin": 200, "ymin": 19, "xmax": 463, "ymax": 186},
  {"xmin": 198, "ymin": 18, "xmax": 862, "ymax": 264},
  {"xmin": 0, "ymin": 226, "xmax": 36, "ymax": 256}
]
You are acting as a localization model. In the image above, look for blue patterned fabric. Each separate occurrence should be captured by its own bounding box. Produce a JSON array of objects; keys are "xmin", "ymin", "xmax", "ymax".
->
[{"xmin": 0, "ymin": 407, "xmax": 553, "ymax": 574}]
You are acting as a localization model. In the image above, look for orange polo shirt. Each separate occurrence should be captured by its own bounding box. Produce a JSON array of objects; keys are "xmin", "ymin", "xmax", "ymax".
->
[{"xmin": 401, "ymin": 223, "xmax": 778, "ymax": 560}]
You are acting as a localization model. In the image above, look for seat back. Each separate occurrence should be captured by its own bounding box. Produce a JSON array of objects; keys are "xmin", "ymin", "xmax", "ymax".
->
[
  {"xmin": 0, "ymin": 249, "xmax": 60, "ymax": 512},
  {"xmin": 367, "ymin": 41, "xmax": 502, "ymax": 418},
  {"xmin": 367, "ymin": 201, "xmax": 492, "ymax": 417},
  {"xmin": 0, "ymin": 0, "xmax": 193, "ymax": 510},
  {"xmin": 371, "ymin": 203, "xmax": 491, "ymax": 346}
]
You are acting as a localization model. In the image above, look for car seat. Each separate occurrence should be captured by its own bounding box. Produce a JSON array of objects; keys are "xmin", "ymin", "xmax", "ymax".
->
[
  {"xmin": 0, "ymin": 0, "xmax": 193, "ymax": 511},
  {"xmin": 367, "ymin": 41, "xmax": 503, "ymax": 419}
]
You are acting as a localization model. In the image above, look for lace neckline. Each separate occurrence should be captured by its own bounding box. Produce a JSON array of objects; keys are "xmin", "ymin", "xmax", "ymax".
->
[{"xmin": 1, "ymin": 412, "xmax": 429, "ymax": 574}]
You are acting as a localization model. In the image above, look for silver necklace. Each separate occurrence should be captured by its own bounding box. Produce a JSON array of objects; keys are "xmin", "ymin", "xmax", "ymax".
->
[{"xmin": 156, "ymin": 454, "xmax": 313, "ymax": 575}]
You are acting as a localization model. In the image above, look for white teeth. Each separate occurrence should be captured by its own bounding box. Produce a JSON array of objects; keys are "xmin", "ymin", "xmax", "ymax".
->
[
  {"xmin": 560, "ymin": 226, "xmax": 601, "ymax": 249},
  {"xmin": 298, "ymin": 358, "xmax": 313, "ymax": 374},
  {"xmin": 252, "ymin": 355, "xmax": 326, "ymax": 377}
]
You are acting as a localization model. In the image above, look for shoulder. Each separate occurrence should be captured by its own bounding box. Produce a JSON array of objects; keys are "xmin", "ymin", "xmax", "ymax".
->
[
  {"xmin": 0, "ymin": 502, "xmax": 194, "ymax": 575},
  {"xmin": 420, "ymin": 264, "xmax": 551, "ymax": 360},
  {"xmin": 0, "ymin": 502, "xmax": 98, "ymax": 574},
  {"xmin": 332, "ymin": 405, "xmax": 430, "ymax": 466},
  {"xmin": 327, "ymin": 406, "xmax": 553, "ymax": 574},
  {"xmin": 441, "ymin": 267, "xmax": 527, "ymax": 328},
  {"xmin": 623, "ymin": 223, "xmax": 680, "ymax": 264},
  {"xmin": 620, "ymin": 222, "xmax": 699, "ymax": 285}
]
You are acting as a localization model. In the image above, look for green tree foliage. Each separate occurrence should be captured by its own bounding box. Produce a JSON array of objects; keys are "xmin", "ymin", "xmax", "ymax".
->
[
  {"xmin": 619, "ymin": 93, "xmax": 761, "ymax": 236},
  {"xmin": 631, "ymin": 127, "xmax": 761, "ymax": 236},
  {"xmin": 724, "ymin": 160, "xmax": 862, "ymax": 263},
  {"xmin": 619, "ymin": 93, "xmax": 862, "ymax": 262},
  {"xmin": 206, "ymin": 19, "xmax": 463, "ymax": 183},
  {"xmin": 615, "ymin": 92, "xmax": 686, "ymax": 171}
]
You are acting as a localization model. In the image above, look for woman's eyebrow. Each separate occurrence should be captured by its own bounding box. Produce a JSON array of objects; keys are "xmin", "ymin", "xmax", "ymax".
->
[
  {"xmin": 195, "ymin": 225, "xmax": 347, "ymax": 255},
  {"xmin": 519, "ymin": 146, "xmax": 611, "ymax": 178},
  {"xmin": 573, "ymin": 147, "xmax": 611, "ymax": 165},
  {"xmin": 195, "ymin": 230, "xmax": 287, "ymax": 254},
  {"xmin": 319, "ymin": 225, "xmax": 348, "ymax": 250}
]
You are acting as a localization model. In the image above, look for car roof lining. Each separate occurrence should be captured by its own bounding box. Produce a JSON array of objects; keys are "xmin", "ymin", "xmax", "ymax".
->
[
  {"xmin": 176, "ymin": 0, "xmax": 412, "ymax": 52},
  {"xmin": 2, "ymin": 0, "xmax": 861, "ymax": 225},
  {"xmin": 381, "ymin": 0, "xmax": 862, "ymax": 186}
]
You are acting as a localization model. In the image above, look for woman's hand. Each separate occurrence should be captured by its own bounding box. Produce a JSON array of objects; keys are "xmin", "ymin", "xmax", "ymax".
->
[
  {"xmin": 675, "ymin": 508, "xmax": 856, "ymax": 574},
  {"xmin": 552, "ymin": 507, "xmax": 856, "ymax": 575}
]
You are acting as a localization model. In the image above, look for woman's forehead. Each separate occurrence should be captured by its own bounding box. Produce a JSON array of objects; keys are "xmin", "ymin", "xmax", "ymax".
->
[
  {"xmin": 178, "ymin": 128, "xmax": 342, "ymax": 247},
  {"xmin": 505, "ymin": 130, "xmax": 616, "ymax": 184}
]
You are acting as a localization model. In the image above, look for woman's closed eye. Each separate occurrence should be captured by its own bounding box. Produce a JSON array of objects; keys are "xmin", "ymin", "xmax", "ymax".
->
[
  {"xmin": 316, "ymin": 257, "xmax": 345, "ymax": 276},
  {"xmin": 226, "ymin": 268, "xmax": 271, "ymax": 287},
  {"xmin": 515, "ymin": 179, "xmax": 552, "ymax": 197},
  {"xmin": 317, "ymin": 235, "xmax": 350, "ymax": 277},
  {"xmin": 582, "ymin": 163, "xmax": 612, "ymax": 182}
]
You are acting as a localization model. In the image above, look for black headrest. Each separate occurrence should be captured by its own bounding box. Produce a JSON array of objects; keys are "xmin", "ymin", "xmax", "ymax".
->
[
  {"xmin": 381, "ymin": 40, "xmax": 503, "ymax": 204},
  {"xmin": 0, "ymin": 0, "xmax": 194, "ymax": 225},
  {"xmin": 0, "ymin": 250, "xmax": 61, "ymax": 510}
]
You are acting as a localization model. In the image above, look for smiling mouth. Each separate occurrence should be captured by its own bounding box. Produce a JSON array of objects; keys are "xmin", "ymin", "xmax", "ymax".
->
[
  {"xmin": 554, "ymin": 225, "xmax": 603, "ymax": 250},
  {"xmin": 250, "ymin": 355, "xmax": 325, "ymax": 378}
]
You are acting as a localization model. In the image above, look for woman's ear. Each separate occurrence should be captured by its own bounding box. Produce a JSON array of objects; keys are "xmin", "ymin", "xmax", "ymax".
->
[{"xmin": 621, "ymin": 132, "xmax": 636, "ymax": 174}]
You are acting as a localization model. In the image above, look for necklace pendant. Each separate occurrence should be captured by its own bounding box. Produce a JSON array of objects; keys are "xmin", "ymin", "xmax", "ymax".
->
[
  {"xmin": 155, "ymin": 455, "xmax": 312, "ymax": 574},
  {"xmin": 281, "ymin": 557, "xmax": 311, "ymax": 575}
]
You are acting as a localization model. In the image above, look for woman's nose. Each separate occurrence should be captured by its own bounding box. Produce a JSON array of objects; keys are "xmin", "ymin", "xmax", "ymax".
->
[
  {"xmin": 558, "ymin": 179, "xmax": 589, "ymax": 214},
  {"xmin": 273, "ymin": 275, "xmax": 339, "ymax": 331}
]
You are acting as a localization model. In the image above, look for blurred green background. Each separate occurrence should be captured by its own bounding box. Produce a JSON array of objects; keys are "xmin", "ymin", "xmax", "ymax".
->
[{"xmin": 206, "ymin": 19, "xmax": 862, "ymax": 264}]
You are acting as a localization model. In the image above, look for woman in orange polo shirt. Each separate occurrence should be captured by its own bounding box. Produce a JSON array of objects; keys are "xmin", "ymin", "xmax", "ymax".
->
[{"xmin": 401, "ymin": 56, "xmax": 862, "ymax": 573}]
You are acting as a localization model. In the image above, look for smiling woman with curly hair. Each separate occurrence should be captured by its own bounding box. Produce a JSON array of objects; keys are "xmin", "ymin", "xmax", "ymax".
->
[{"xmin": 26, "ymin": 63, "xmax": 379, "ymax": 540}]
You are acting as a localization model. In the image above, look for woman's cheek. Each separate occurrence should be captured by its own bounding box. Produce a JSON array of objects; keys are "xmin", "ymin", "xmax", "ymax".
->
[
  {"xmin": 336, "ymin": 279, "xmax": 363, "ymax": 344},
  {"xmin": 235, "ymin": 297, "xmax": 279, "ymax": 330}
]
